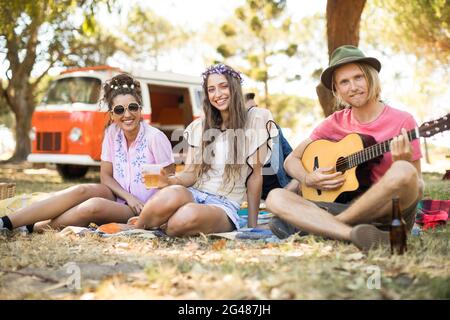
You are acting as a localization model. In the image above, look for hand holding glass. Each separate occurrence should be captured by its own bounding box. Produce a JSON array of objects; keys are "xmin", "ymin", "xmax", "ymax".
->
[{"xmin": 142, "ymin": 164, "xmax": 163, "ymax": 189}]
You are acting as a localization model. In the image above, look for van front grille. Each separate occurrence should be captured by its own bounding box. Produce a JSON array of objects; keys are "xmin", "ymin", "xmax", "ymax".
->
[{"xmin": 36, "ymin": 132, "xmax": 62, "ymax": 151}]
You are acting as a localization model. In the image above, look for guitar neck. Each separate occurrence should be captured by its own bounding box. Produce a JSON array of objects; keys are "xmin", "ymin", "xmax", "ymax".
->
[{"xmin": 336, "ymin": 127, "xmax": 420, "ymax": 171}]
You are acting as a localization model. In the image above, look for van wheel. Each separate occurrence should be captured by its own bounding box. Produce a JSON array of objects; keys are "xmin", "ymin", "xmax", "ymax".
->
[{"xmin": 56, "ymin": 164, "xmax": 89, "ymax": 180}]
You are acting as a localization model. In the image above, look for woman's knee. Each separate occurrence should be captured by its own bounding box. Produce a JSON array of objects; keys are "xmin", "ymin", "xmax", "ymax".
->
[
  {"xmin": 165, "ymin": 204, "xmax": 199, "ymax": 236},
  {"xmin": 164, "ymin": 185, "xmax": 192, "ymax": 198},
  {"xmin": 70, "ymin": 183, "xmax": 106, "ymax": 199},
  {"xmin": 146, "ymin": 185, "xmax": 192, "ymax": 212},
  {"xmin": 78, "ymin": 197, "xmax": 105, "ymax": 218}
]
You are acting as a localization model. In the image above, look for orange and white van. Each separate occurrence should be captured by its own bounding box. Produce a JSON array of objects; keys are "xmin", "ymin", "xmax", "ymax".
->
[{"xmin": 27, "ymin": 65, "xmax": 203, "ymax": 179}]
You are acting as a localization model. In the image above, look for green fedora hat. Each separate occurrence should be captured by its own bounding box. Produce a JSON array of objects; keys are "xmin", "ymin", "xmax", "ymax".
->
[{"xmin": 320, "ymin": 45, "xmax": 381, "ymax": 90}]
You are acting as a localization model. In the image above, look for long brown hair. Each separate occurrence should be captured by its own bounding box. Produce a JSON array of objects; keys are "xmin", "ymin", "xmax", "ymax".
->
[{"xmin": 195, "ymin": 67, "xmax": 248, "ymax": 191}]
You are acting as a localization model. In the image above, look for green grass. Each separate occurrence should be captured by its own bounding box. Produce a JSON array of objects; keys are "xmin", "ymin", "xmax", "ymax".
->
[
  {"xmin": 0, "ymin": 165, "xmax": 449, "ymax": 299},
  {"xmin": 422, "ymin": 172, "xmax": 450, "ymax": 199}
]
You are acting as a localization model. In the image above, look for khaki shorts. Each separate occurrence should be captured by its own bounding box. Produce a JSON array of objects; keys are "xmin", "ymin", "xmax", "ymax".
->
[{"xmin": 313, "ymin": 199, "xmax": 419, "ymax": 232}]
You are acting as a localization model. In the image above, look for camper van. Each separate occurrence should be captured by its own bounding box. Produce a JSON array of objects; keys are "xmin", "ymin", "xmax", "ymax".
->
[{"xmin": 27, "ymin": 65, "xmax": 203, "ymax": 179}]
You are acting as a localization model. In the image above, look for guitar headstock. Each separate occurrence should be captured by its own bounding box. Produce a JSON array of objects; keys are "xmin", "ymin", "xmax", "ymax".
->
[{"xmin": 419, "ymin": 113, "xmax": 450, "ymax": 138}]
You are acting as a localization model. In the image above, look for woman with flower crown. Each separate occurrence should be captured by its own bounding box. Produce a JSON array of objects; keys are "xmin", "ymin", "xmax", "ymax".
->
[
  {"xmin": 134, "ymin": 64, "xmax": 278, "ymax": 236},
  {"xmin": 0, "ymin": 73, "xmax": 174, "ymax": 233}
]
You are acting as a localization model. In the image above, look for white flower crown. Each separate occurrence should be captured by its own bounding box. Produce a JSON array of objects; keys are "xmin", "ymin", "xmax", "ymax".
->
[{"xmin": 110, "ymin": 83, "xmax": 135, "ymax": 90}]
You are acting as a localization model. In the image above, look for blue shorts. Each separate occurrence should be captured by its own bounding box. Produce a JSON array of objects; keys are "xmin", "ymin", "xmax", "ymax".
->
[{"xmin": 187, "ymin": 187, "xmax": 241, "ymax": 230}]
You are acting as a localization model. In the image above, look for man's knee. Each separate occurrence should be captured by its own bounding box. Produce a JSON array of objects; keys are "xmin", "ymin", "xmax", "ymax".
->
[
  {"xmin": 266, "ymin": 188, "xmax": 287, "ymax": 213},
  {"xmin": 165, "ymin": 204, "xmax": 199, "ymax": 236},
  {"xmin": 385, "ymin": 161, "xmax": 418, "ymax": 191}
]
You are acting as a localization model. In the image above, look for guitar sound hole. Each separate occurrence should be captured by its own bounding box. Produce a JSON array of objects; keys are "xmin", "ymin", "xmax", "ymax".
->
[{"xmin": 336, "ymin": 157, "xmax": 346, "ymax": 174}]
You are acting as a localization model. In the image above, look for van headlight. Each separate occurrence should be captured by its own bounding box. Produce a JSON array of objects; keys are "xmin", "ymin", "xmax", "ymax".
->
[
  {"xmin": 69, "ymin": 127, "xmax": 82, "ymax": 142},
  {"xmin": 29, "ymin": 127, "xmax": 36, "ymax": 141}
]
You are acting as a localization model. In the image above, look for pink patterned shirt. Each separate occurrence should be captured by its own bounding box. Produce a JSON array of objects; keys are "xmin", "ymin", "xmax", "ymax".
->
[
  {"xmin": 310, "ymin": 105, "xmax": 422, "ymax": 183},
  {"xmin": 101, "ymin": 121, "xmax": 174, "ymax": 203}
]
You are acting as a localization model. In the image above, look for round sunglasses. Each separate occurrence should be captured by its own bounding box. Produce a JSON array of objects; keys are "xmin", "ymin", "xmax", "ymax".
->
[{"xmin": 111, "ymin": 102, "xmax": 141, "ymax": 115}]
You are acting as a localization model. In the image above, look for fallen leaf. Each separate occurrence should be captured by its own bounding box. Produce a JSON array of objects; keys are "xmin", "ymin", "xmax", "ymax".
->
[{"xmin": 212, "ymin": 239, "xmax": 227, "ymax": 251}]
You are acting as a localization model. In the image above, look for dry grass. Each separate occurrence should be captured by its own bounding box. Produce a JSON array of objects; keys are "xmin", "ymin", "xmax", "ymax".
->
[{"xmin": 0, "ymin": 164, "xmax": 449, "ymax": 299}]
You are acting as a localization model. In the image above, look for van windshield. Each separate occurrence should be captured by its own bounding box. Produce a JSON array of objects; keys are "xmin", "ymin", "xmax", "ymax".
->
[{"xmin": 42, "ymin": 77, "xmax": 101, "ymax": 105}]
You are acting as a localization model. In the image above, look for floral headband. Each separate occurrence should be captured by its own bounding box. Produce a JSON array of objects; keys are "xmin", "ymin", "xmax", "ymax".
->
[
  {"xmin": 201, "ymin": 64, "xmax": 243, "ymax": 85},
  {"xmin": 109, "ymin": 83, "xmax": 135, "ymax": 90}
]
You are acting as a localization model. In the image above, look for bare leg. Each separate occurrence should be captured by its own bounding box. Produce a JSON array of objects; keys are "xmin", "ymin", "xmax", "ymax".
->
[
  {"xmin": 266, "ymin": 161, "xmax": 421, "ymax": 250},
  {"xmin": 165, "ymin": 203, "xmax": 234, "ymax": 236},
  {"xmin": 285, "ymin": 179, "xmax": 300, "ymax": 194},
  {"xmin": 8, "ymin": 184, "xmax": 115, "ymax": 229},
  {"xmin": 336, "ymin": 161, "xmax": 421, "ymax": 225},
  {"xmin": 35, "ymin": 197, "xmax": 135, "ymax": 231},
  {"xmin": 135, "ymin": 185, "xmax": 194, "ymax": 229},
  {"xmin": 266, "ymin": 188, "xmax": 352, "ymax": 241}
]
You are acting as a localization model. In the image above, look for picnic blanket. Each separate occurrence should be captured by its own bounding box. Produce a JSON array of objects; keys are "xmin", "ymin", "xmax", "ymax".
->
[
  {"xmin": 0, "ymin": 193, "xmax": 279, "ymax": 241},
  {"xmin": 2, "ymin": 192, "xmax": 448, "ymax": 238},
  {"xmin": 57, "ymin": 208, "xmax": 279, "ymax": 242},
  {"xmin": 415, "ymin": 200, "xmax": 450, "ymax": 230},
  {"xmin": 58, "ymin": 224, "xmax": 279, "ymax": 242}
]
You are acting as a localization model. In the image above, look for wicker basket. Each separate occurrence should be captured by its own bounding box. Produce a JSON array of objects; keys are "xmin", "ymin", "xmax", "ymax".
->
[{"xmin": 0, "ymin": 183, "xmax": 16, "ymax": 200}]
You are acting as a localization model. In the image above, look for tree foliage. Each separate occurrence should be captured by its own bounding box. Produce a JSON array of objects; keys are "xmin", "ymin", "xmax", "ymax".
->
[
  {"xmin": 363, "ymin": 0, "xmax": 449, "ymax": 66},
  {"xmin": 216, "ymin": 0, "xmax": 298, "ymax": 107},
  {"xmin": 123, "ymin": 5, "xmax": 188, "ymax": 70},
  {"xmin": 269, "ymin": 94, "xmax": 318, "ymax": 130},
  {"xmin": 0, "ymin": 0, "xmax": 117, "ymax": 161}
]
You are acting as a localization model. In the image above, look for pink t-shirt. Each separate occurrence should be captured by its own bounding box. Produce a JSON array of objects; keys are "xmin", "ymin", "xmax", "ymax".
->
[
  {"xmin": 101, "ymin": 121, "xmax": 174, "ymax": 203},
  {"xmin": 310, "ymin": 105, "xmax": 422, "ymax": 183}
]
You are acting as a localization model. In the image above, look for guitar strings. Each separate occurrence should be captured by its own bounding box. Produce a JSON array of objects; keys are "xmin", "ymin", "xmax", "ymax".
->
[{"xmin": 334, "ymin": 130, "xmax": 415, "ymax": 169}]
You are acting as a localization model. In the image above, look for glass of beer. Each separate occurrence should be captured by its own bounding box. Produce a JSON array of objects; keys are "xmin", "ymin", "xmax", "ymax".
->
[
  {"xmin": 175, "ymin": 164, "xmax": 185, "ymax": 173},
  {"xmin": 142, "ymin": 164, "xmax": 162, "ymax": 189}
]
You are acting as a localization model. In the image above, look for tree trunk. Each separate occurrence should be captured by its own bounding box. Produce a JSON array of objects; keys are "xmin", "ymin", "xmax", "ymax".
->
[
  {"xmin": 263, "ymin": 77, "xmax": 270, "ymax": 108},
  {"xmin": 8, "ymin": 84, "xmax": 34, "ymax": 163},
  {"xmin": 11, "ymin": 109, "xmax": 33, "ymax": 163},
  {"xmin": 2, "ymin": 8, "xmax": 41, "ymax": 163},
  {"xmin": 326, "ymin": 0, "xmax": 366, "ymax": 57},
  {"xmin": 317, "ymin": 0, "xmax": 366, "ymax": 117}
]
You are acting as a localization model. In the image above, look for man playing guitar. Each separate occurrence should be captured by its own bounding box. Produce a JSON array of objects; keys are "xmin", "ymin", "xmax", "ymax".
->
[{"xmin": 266, "ymin": 45, "xmax": 423, "ymax": 251}]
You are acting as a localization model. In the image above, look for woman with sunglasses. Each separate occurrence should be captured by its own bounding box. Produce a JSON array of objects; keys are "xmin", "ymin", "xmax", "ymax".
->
[
  {"xmin": 133, "ymin": 64, "xmax": 278, "ymax": 236},
  {"xmin": 0, "ymin": 73, "xmax": 174, "ymax": 233}
]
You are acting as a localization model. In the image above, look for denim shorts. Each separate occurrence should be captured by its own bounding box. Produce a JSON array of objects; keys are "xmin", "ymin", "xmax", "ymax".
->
[{"xmin": 187, "ymin": 187, "xmax": 241, "ymax": 230}]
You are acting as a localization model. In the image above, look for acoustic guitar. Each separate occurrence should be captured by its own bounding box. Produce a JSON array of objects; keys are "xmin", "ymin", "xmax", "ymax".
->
[{"xmin": 301, "ymin": 113, "xmax": 449, "ymax": 203}]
